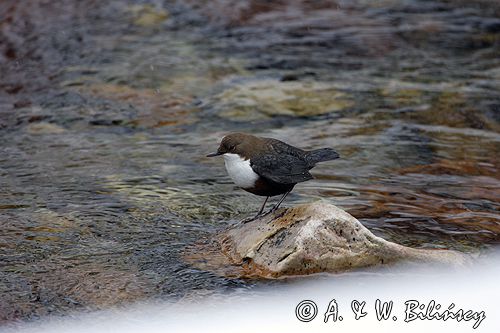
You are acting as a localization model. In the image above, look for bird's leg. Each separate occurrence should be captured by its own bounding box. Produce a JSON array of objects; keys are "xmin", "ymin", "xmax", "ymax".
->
[
  {"xmin": 270, "ymin": 189, "xmax": 292, "ymax": 213},
  {"xmin": 241, "ymin": 190, "xmax": 291, "ymax": 224},
  {"xmin": 241, "ymin": 196, "xmax": 269, "ymax": 224},
  {"xmin": 257, "ymin": 196, "xmax": 269, "ymax": 215}
]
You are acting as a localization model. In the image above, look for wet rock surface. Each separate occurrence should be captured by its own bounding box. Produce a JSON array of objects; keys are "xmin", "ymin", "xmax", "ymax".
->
[{"xmin": 188, "ymin": 202, "xmax": 471, "ymax": 279}]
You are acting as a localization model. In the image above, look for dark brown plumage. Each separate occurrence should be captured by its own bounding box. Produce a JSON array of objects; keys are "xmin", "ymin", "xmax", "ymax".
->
[{"xmin": 207, "ymin": 133, "xmax": 339, "ymax": 222}]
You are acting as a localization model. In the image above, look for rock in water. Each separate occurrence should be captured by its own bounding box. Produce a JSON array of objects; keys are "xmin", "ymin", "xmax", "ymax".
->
[{"xmin": 186, "ymin": 202, "xmax": 472, "ymax": 279}]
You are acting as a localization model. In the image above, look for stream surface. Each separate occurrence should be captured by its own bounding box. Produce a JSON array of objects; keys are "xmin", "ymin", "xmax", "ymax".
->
[{"xmin": 0, "ymin": 0, "xmax": 499, "ymax": 323}]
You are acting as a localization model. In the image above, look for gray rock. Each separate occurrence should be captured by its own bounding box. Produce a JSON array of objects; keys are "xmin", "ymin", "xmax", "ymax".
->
[{"xmin": 187, "ymin": 202, "xmax": 472, "ymax": 278}]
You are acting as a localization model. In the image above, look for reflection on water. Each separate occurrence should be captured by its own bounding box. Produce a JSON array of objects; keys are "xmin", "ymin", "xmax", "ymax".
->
[{"xmin": 0, "ymin": 0, "xmax": 499, "ymax": 323}]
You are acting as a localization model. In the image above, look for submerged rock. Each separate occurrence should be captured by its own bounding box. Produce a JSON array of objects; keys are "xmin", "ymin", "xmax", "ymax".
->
[
  {"xmin": 187, "ymin": 202, "xmax": 471, "ymax": 278},
  {"xmin": 213, "ymin": 79, "xmax": 353, "ymax": 121},
  {"xmin": 128, "ymin": 4, "xmax": 169, "ymax": 27},
  {"xmin": 25, "ymin": 122, "xmax": 66, "ymax": 134}
]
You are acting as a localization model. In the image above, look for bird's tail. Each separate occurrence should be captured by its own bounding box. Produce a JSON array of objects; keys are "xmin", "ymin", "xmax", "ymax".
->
[{"xmin": 305, "ymin": 148, "xmax": 339, "ymax": 165}]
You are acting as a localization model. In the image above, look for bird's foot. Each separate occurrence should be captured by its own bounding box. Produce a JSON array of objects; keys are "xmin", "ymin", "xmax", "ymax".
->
[
  {"xmin": 261, "ymin": 206, "xmax": 287, "ymax": 221},
  {"xmin": 240, "ymin": 210, "xmax": 273, "ymax": 224},
  {"xmin": 240, "ymin": 215, "xmax": 257, "ymax": 224},
  {"xmin": 265, "ymin": 205, "xmax": 281, "ymax": 215}
]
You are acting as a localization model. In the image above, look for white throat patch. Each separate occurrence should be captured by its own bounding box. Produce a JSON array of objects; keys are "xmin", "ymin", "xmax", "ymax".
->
[{"xmin": 223, "ymin": 153, "xmax": 259, "ymax": 189}]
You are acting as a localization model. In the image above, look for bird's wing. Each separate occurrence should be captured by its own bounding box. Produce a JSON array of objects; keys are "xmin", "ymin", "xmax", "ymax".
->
[{"xmin": 250, "ymin": 154, "xmax": 313, "ymax": 184}]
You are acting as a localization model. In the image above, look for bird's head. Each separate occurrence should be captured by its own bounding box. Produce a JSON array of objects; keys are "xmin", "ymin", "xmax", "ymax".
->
[{"xmin": 206, "ymin": 133, "xmax": 253, "ymax": 157}]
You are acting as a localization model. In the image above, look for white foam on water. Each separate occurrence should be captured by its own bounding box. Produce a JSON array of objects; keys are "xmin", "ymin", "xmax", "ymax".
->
[{"xmin": 3, "ymin": 252, "xmax": 499, "ymax": 333}]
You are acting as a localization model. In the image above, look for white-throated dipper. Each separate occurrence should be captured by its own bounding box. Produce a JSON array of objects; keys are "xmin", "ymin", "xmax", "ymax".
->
[{"xmin": 207, "ymin": 133, "xmax": 339, "ymax": 222}]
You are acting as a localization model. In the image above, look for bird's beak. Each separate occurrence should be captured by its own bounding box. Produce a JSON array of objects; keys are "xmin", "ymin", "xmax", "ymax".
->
[{"xmin": 206, "ymin": 151, "xmax": 223, "ymax": 157}]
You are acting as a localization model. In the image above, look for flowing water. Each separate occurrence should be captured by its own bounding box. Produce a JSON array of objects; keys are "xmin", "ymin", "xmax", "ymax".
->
[{"xmin": 0, "ymin": 0, "xmax": 499, "ymax": 323}]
